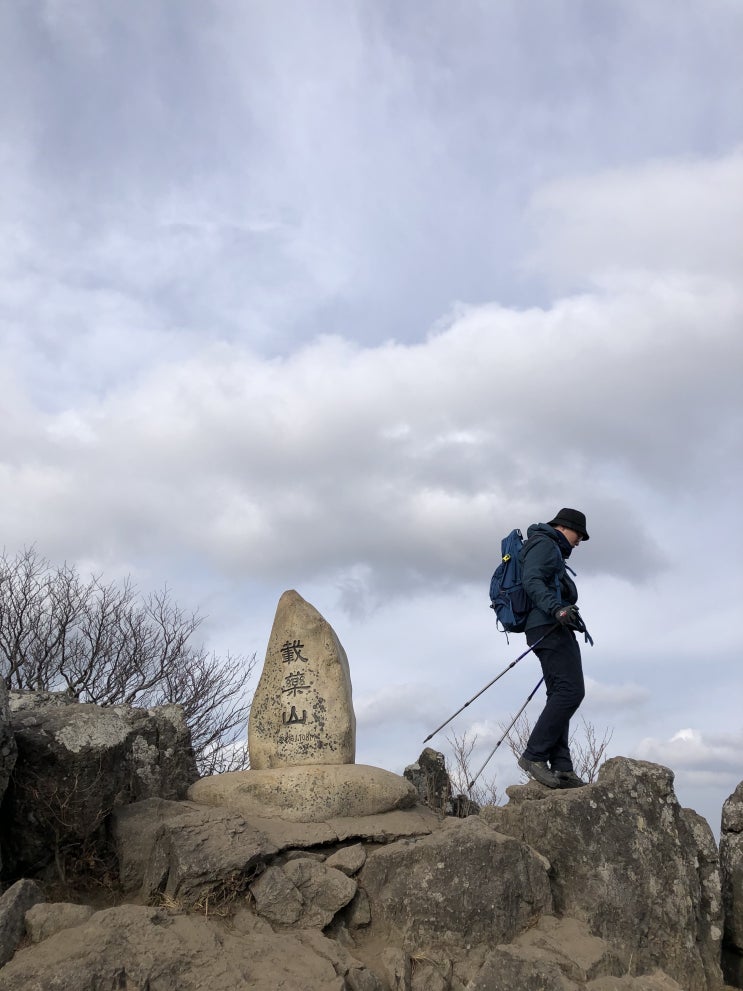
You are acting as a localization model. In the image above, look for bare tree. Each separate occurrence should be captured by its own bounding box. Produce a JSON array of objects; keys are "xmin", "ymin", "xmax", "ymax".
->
[
  {"xmin": 445, "ymin": 729, "xmax": 500, "ymax": 809},
  {"xmin": 0, "ymin": 547, "xmax": 255, "ymax": 775},
  {"xmin": 501, "ymin": 712, "xmax": 613, "ymax": 784},
  {"xmin": 569, "ymin": 718, "xmax": 614, "ymax": 784}
]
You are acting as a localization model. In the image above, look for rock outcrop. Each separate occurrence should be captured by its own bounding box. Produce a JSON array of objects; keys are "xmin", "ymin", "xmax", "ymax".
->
[
  {"xmin": 403, "ymin": 746, "xmax": 452, "ymax": 811},
  {"xmin": 483, "ymin": 757, "xmax": 723, "ymax": 991},
  {"xmin": 0, "ymin": 684, "xmax": 17, "ymax": 878},
  {"xmin": 404, "ymin": 746, "xmax": 481, "ymax": 817},
  {"xmin": 111, "ymin": 797, "xmax": 438, "ymax": 908},
  {"xmin": 0, "ymin": 587, "xmax": 735, "ymax": 991},
  {"xmin": 0, "ymin": 684, "xmax": 16, "ymax": 808},
  {"xmin": 721, "ymin": 781, "xmax": 743, "ymax": 987},
  {"xmin": 0, "ymin": 757, "xmax": 730, "ymax": 991},
  {"xmin": 1, "ymin": 697, "xmax": 197, "ymax": 877}
]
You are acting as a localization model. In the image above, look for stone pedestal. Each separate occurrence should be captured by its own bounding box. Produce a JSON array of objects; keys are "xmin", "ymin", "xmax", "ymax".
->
[{"xmin": 188, "ymin": 764, "xmax": 417, "ymax": 822}]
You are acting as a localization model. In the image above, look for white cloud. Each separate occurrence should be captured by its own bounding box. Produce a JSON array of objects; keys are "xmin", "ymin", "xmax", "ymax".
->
[
  {"xmin": 584, "ymin": 678, "xmax": 649, "ymax": 711},
  {"xmin": 527, "ymin": 150, "xmax": 743, "ymax": 289},
  {"xmin": 636, "ymin": 728, "xmax": 743, "ymax": 773},
  {"xmin": 355, "ymin": 684, "xmax": 443, "ymax": 731},
  {"xmin": 2, "ymin": 248, "xmax": 739, "ymax": 598}
]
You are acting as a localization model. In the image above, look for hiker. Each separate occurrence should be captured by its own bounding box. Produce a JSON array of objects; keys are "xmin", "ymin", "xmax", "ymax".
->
[{"xmin": 517, "ymin": 508, "xmax": 590, "ymax": 789}]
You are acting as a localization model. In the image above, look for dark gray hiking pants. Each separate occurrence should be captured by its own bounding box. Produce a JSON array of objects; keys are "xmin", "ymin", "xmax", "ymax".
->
[{"xmin": 521, "ymin": 624, "xmax": 585, "ymax": 772}]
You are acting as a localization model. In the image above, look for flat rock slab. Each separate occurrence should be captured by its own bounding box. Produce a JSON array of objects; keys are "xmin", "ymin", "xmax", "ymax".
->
[
  {"xmin": 506, "ymin": 915, "xmax": 627, "ymax": 983},
  {"xmin": 188, "ymin": 763, "xmax": 417, "ymax": 821},
  {"xmin": 244, "ymin": 805, "xmax": 440, "ymax": 851}
]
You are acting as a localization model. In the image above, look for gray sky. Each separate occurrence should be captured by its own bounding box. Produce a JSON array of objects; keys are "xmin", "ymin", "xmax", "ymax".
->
[{"xmin": 1, "ymin": 0, "xmax": 742, "ymax": 834}]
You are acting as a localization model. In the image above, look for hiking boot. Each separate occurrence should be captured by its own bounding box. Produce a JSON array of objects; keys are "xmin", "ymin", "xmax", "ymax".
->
[
  {"xmin": 518, "ymin": 756, "xmax": 560, "ymax": 789},
  {"xmin": 554, "ymin": 770, "xmax": 587, "ymax": 788}
]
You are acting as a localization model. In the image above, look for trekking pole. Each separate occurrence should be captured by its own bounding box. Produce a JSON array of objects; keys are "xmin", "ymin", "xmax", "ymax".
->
[
  {"xmin": 467, "ymin": 676, "xmax": 544, "ymax": 791},
  {"xmin": 422, "ymin": 623, "xmax": 558, "ymax": 743}
]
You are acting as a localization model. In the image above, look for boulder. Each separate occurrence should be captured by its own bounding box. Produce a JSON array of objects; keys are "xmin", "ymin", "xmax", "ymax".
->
[
  {"xmin": 24, "ymin": 902, "xmax": 95, "ymax": 943},
  {"xmin": 585, "ymin": 977, "xmax": 685, "ymax": 990},
  {"xmin": 511, "ymin": 915, "xmax": 628, "ymax": 981},
  {"xmin": 0, "ymin": 878, "xmax": 44, "ymax": 967},
  {"xmin": 483, "ymin": 757, "xmax": 723, "ymax": 991},
  {"xmin": 292, "ymin": 928, "xmax": 385, "ymax": 991},
  {"xmin": 250, "ymin": 858, "xmax": 357, "ymax": 929},
  {"xmin": 112, "ymin": 798, "xmax": 278, "ymax": 905},
  {"xmin": 111, "ymin": 797, "xmax": 192, "ymax": 893},
  {"xmin": 721, "ymin": 780, "xmax": 743, "ymax": 988},
  {"xmin": 188, "ymin": 763, "xmax": 417, "ymax": 821},
  {"xmin": 0, "ymin": 904, "xmax": 383, "ymax": 991},
  {"xmin": 403, "ymin": 747, "xmax": 452, "ymax": 812},
  {"xmin": 357, "ymin": 814, "xmax": 553, "ymax": 951},
  {"xmin": 248, "ymin": 590, "xmax": 355, "ymax": 769},
  {"xmin": 471, "ymin": 944, "xmax": 684, "ymax": 991},
  {"xmin": 404, "ymin": 747, "xmax": 480, "ymax": 819},
  {"xmin": 326, "ymin": 842, "xmax": 366, "ymax": 876},
  {"xmin": 1, "ymin": 699, "xmax": 198, "ymax": 878}
]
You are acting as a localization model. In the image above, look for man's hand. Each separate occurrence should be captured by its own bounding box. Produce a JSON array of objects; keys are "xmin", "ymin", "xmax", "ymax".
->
[{"xmin": 554, "ymin": 605, "xmax": 579, "ymax": 627}]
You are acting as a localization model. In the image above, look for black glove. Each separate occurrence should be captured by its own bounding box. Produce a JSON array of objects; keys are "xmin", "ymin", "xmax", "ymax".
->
[{"xmin": 554, "ymin": 605, "xmax": 579, "ymax": 628}]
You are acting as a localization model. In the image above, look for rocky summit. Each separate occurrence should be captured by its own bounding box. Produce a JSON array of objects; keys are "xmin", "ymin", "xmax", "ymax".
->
[
  {"xmin": 0, "ymin": 743, "xmax": 739, "ymax": 990},
  {"xmin": 0, "ymin": 589, "xmax": 740, "ymax": 990}
]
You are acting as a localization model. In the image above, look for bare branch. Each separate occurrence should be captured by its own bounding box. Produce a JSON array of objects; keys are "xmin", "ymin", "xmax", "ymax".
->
[
  {"xmin": 0, "ymin": 547, "xmax": 255, "ymax": 774},
  {"xmin": 445, "ymin": 729, "xmax": 500, "ymax": 809},
  {"xmin": 500, "ymin": 712, "xmax": 613, "ymax": 784}
]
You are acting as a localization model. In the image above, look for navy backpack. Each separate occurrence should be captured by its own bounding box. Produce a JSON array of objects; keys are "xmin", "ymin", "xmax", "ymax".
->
[{"xmin": 489, "ymin": 528, "xmax": 531, "ymax": 633}]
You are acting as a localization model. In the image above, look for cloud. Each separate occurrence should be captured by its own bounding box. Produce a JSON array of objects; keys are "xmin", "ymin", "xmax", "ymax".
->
[
  {"xmin": 355, "ymin": 683, "xmax": 443, "ymax": 731},
  {"xmin": 5, "ymin": 0, "xmax": 743, "ymax": 380},
  {"xmin": 2, "ymin": 231, "xmax": 740, "ymax": 604},
  {"xmin": 526, "ymin": 150, "xmax": 743, "ymax": 289},
  {"xmin": 584, "ymin": 678, "xmax": 649, "ymax": 711},
  {"xmin": 635, "ymin": 727, "xmax": 743, "ymax": 774}
]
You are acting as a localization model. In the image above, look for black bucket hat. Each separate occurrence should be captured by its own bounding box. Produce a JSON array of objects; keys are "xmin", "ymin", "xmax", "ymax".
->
[{"xmin": 549, "ymin": 508, "xmax": 590, "ymax": 540}]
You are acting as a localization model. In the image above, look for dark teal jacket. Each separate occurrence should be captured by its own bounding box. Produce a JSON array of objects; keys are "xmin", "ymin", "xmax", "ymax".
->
[{"xmin": 519, "ymin": 523, "xmax": 578, "ymax": 631}]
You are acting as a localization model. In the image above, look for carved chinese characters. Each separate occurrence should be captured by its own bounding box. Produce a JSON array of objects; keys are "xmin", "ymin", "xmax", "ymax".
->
[{"xmin": 248, "ymin": 590, "xmax": 356, "ymax": 769}]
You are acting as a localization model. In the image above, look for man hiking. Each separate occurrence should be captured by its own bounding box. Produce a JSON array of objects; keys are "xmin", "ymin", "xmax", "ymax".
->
[{"xmin": 517, "ymin": 508, "xmax": 590, "ymax": 789}]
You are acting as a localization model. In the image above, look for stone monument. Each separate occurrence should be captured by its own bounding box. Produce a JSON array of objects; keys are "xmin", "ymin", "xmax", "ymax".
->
[
  {"xmin": 248, "ymin": 589, "xmax": 355, "ymax": 769},
  {"xmin": 188, "ymin": 590, "xmax": 416, "ymax": 821}
]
